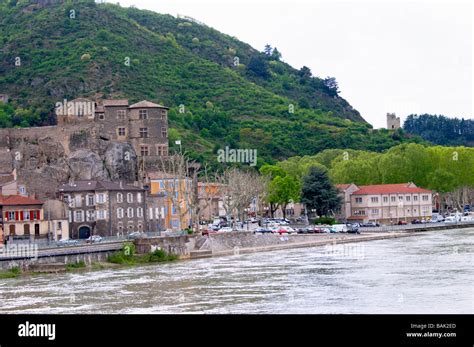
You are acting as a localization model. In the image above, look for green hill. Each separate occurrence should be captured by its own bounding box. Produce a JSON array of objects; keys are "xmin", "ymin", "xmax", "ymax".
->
[{"xmin": 0, "ymin": 0, "xmax": 421, "ymax": 165}]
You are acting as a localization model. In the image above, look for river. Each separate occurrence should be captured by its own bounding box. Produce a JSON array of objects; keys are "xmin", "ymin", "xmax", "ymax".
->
[{"xmin": 0, "ymin": 228, "xmax": 472, "ymax": 314}]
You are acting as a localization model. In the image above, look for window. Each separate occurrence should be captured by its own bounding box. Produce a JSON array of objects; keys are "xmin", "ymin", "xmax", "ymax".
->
[
  {"xmin": 137, "ymin": 207, "xmax": 143, "ymax": 218},
  {"xmin": 117, "ymin": 193, "xmax": 123, "ymax": 203},
  {"xmin": 413, "ymin": 195, "xmax": 418, "ymax": 201},
  {"xmin": 406, "ymin": 196, "xmax": 411, "ymax": 202},
  {"xmin": 98, "ymin": 113, "xmax": 105, "ymax": 120},
  {"xmin": 139, "ymin": 128, "xmax": 148, "ymax": 138},
  {"xmin": 127, "ymin": 207, "xmax": 134, "ymax": 218},
  {"xmin": 371, "ymin": 209, "xmax": 379, "ymax": 215},
  {"xmin": 117, "ymin": 127, "xmax": 126, "ymax": 136},
  {"xmin": 422, "ymin": 206, "xmax": 429, "ymax": 213},
  {"xmin": 87, "ymin": 194, "xmax": 94, "ymax": 206},
  {"xmin": 97, "ymin": 193, "xmax": 105, "ymax": 204},
  {"xmin": 19, "ymin": 186, "xmax": 26, "ymax": 195},
  {"xmin": 422, "ymin": 195, "xmax": 429, "ymax": 201},
  {"xmin": 353, "ymin": 210, "xmax": 366, "ymax": 216},
  {"xmin": 139, "ymin": 110, "xmax": 148, "ymax": 119},
  {"xmin": 117, "ymin": 110, "xmax": 126, "ymax": 120},
  {"xmin": 96, "ymin": 210, "xmax": 106, "ymax": 220},
  {"xmin": 149, "ymin": 208, "xmax": 153, "ymax": 220},
  {"xmin": 127, "ymin": 193, "xmax": 133, "ymax": 203},
  {"xmin": 23, "ymin": 210, "xmax": 30, "ymax": 221},
  {"xmin": 64, "ymin": 194, "xmax": 74, "ymax": 207},
  {"xmin": 383, "ymin": 196, "xmax": 388, "ymax": 203},
  {"xmin": 33, "ymin": 211, "xmax": 40, "ymax": 220},
  {"xmin": 7, "ymin": 211, "xmax": 15, "ymax": 221},
  {"xmin": 155, "ymin": 207, "xmax": 160, "ymax": 219},
  {"xmin": 137, "ymin": 193, "xmax": 142, "ymax": 203},
  {"xmin": 161, "ymin": 110, "xmax": 167, "ymax": 119},
  {"xmin": 74, "ymin": 210, "xmax": 84, "ymax": 222},
  {"xmin": 391, "ymin": 196, "xmax": 396, "ymax": 202},
  {"xmin": 355, "ymin": 197, "xmax": 362, "ymax": 204},
  {"xmin": 161, "ymin": 127, "xmax": 167, "ymax": 138},
  {"xmin": 86, "ymin": 210, "xmax": 95, "ymax": 222},
  {"xmin": 75, "ymin": 195, "xmax": 82, "ymax": 208},
  {"xmin": 371, "ymin": 197, "xmax": 379, "ymax": 203},
  {"xmin": 399, "ymin": 196, "xmax": 404, "ymax": 201},
  {"xmin": 117, "ymin": 208, "xmax": 124, "ymax": 219},
  {"xmin": 140, "ymin": 146, "xmax": 149, "ymax": 156},
  {"xmin": 57, "ymin": 222, "xmax": 62, "ymax": 230}
]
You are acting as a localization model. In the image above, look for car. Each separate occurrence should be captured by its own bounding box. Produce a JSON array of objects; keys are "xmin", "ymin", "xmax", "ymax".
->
[
  {"xmin": 361, "ymin": 222, "xmax": 380, "ymax": 227},
  {"xmin": 297, "ymin": 227, "xmax": 314, "ymax": 234},
  {"xmin": 411, "ymin": 219, "xmax": 422, "ymax": 224},
  {"xmin": 219, "ymin": 227, "xmax": 233, "ymax": 232},
  {"xmin": 346, "ymin": 224, "xmax": 360, "ymax": 234},
  {"xmin": 201, "ymin": 229, "xmax": 218, "ymax": 236},
  {"xmin": 86, "ymin": 235, "xmax": 103, "ymax": 243},
  {"xmin": 127, "ymin": 231, "xmax": 145, "ymax": 239},
  {"xmin": 255, "ymin": 227, "xmax": 272, "ymax": 234},
  {"xmin": 313, "ymin": 227, "xmax": 325, "ymax": 233},
  {"xmin": 397, "ymin": 220, "xmax": 407, "ymax": 225},
  {"xmin": 274, "ymin": 226, "xmax": 296, "ymax": 234},
  {"xmin": 57, "ymin": 238, "xmax": 79, "ymax": 246}
]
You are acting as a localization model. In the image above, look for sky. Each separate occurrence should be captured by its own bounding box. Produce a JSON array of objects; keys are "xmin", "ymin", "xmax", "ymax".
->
[{"xmin": 103, "ymin": 0, "xmax": 473, "ymax": 128}]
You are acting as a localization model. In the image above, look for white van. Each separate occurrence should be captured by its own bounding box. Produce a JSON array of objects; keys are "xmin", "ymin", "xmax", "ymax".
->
[{"xmin": 332, "ymin": 224, "xmax": 348, "ymax": 233}]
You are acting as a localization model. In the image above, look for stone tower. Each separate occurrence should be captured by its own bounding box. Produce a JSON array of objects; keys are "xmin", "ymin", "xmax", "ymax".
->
[{"xmin": 386, "ymin": 113, "xmax": 400, "ymax": 130}]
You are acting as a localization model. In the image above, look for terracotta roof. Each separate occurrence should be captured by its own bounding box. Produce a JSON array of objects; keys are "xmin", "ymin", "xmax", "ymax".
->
[
  {"xmin": 352, "ymin": 183, "xmax": 431, "ymax": 195},
  {"xmin": 58, "ymin": 180, "xmax": 144, "ymax": 192},
  {"xmin": 129, "ymin": 100, "xmax": 168, "ymax": 109},
  {"xmin": 0, "ymin": 194, "xmax": 43, "ymax": 206},
  {"xmin": 102, "ymin": 99, "xmax": 129, "ymax": 107}
]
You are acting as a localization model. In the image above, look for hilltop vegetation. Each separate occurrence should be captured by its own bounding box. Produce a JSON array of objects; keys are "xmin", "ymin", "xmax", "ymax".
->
[
  {"xmin": 403, "ymin": 114, "xmax": 474, "ymax": 147},
  {"xmin": 0, "ymin": 0, "xmax": 423, "ymax": 165}
]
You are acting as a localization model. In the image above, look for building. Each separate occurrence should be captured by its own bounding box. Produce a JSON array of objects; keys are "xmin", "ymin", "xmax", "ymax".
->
[
  {"xmin": 42, "ymin": 199, "xmax": 70, "ymax": 241},
  {"xmin": 148, "ymin": 172, "xmax": 193, "ymax": 231},
  {"xmin": 198, "ymin": 182, "xmax": 226, "ymax": 221},
  {"xmin": 57, "ymin": 180, "xmax": 147, "ymax": 238},
  {"xmin": 335, "ymin": 183, "xmax": 360, "ymax": 221},
  {"xmin": 0, "ymin": 195, "xmax": 44, "ymax": 243},
  {"xmin": 56, "ymin": 98, "xmax": 169, "ymax": 160},
  {"xmin": 337, "ymin": 182, "xmax": 433, "ymax": 224},
  {"xmin": 386, "ymin": 113, "xmax": 401, "ymax": 130}
]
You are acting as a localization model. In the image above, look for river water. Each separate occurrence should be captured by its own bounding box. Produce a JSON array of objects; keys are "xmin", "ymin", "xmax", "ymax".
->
[{"xmin": 0, "ymin": 228, "xmax": 472, "ymax": 314}]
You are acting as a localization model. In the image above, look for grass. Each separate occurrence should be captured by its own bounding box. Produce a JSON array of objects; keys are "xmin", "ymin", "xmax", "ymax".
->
[
  {"xmin": 0, "ymin": 266, "xmax": 22, "ymax": 279},
  {"xmin": 107, "ymin": 246, "xmax": 178, "ymax": 265},
  {"xmin": 66, "ymin": 261, "xmax": 86, "ymax": 270}
]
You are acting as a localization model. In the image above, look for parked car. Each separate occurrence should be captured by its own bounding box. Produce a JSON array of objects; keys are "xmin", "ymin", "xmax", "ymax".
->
[
  {"xmin": 127, "ymin": 231, "xmax": 146, "ymax": 239},
  {"xmin": 57, "ymin": 239, "xmax": 79, "ymax": 246},
  {"xmin": 397, "ymin": 220, "xmax": 407, "ymax": 225},
  {"xmin": 219, "ymin": 227, "xmax": 233, "ymax": 232},
  {"xmin": 297, "ymin": 227, "xmax": 315, "ymax": 234},
  {"xmin": 411, "ymin": 219, "xmax": 422, "ymax": 224},
  {"xmin": 332, "ymin": 224, "xmax": 349, "ymax": 233},
  {"xmin": 255, "ymin": 227, "xmax": 272, "ymax": 234},
  {"xmin": 86, "ymin": 235, "xmax": 103, "ymax": 243},
  {"xmin": 275, "ymin": 226, "xmax": 296, "ymax": 234},
  {"xmin": 201, "ymin": 229, "xmax": 218, "ymax": 236},
  {"xmin": 313, "ymin": 227, "xmax": 325, "ymax": 233},
  {"xmin": 361, "ymin": 221, "xmax": 380, "ymax": 227},
  {"xmin": 346, "ymin": 224, "xmax": 360, "ymax": 234}
]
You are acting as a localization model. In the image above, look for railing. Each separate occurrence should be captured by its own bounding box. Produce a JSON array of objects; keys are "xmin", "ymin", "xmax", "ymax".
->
[{"xmin": 358, "ymin": 220, "xmax": 474, "ymax": 233}]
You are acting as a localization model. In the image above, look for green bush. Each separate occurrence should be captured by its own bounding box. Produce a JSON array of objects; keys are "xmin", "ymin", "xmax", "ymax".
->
[
  {"xmin": 313, "ymin": 217, "xmax": 336, "ymax": 225},
  {"xmin": 66, "ymin": 261, "xmax": 86, "ymax": 270}
]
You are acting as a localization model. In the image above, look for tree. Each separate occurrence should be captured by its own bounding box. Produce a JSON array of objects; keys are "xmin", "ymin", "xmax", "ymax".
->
[
  {"xmin": 298, "ymin": 66, "xmax": 312, "ymax": 79},
  {"xmin": 271, "ymin": 47, "xmax": 282, "ymax": 61},
  {"xmin": 301, "ymin": 166, "xmax": 341, "ymax": 217},
  {"xmin": 267, "ymin": 175, "xmax": 300, "ymax": 219},
  {"xmin": 323, "ymin": 77, "xmax": 339, "ymax": 96},
  {"xmin": 263, "ymin": 44, "xmax": 273, "ymax": 56},
  {"xmin": 247, "ymin": 55, "xmax": 270, "ymax": 78}
]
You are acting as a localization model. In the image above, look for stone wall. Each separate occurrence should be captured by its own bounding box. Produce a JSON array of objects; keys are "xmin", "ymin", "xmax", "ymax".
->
[{"xmin": 134, "ymin": 235, "xmax": 195, "ymax": 257}]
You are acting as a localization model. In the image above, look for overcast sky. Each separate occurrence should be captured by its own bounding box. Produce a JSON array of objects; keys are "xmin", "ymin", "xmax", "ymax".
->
[{"xmin": 104, "ymin": 0, "xmax": 472, "ymax": 128}]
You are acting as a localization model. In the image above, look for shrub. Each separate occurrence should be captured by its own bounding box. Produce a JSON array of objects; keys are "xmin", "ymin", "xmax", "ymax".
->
[
  {"xmin": 66, "ymin": 261, "xmax": 86, "ymax": 270},
  {"xmin": 313, "ymin": 217, "xmax": 336, "ymax": 225}
]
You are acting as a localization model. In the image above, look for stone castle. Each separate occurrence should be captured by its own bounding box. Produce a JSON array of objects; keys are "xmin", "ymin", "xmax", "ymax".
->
[
  {"xmin": 0, "ymin": 98, "xmax": 169, "ymax": 160},
  {"xmin": 386, "ymin": 113, "xmax": 401, "ymax": 130}
]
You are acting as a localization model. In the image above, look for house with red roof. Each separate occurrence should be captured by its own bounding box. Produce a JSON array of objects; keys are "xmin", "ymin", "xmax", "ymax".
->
[
  {"xmin": 335, "ymin": 182, "xmax": 433, "ymax": 224},
  {"xmin": 0, "ymin": 195, "xmax": 44, "ymax": 243}
]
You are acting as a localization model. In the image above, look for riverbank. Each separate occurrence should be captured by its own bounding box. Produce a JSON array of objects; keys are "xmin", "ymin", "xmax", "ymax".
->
[{"xmin": 191, "ymin": 231, "xmax": 422, "ymax": 258}]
